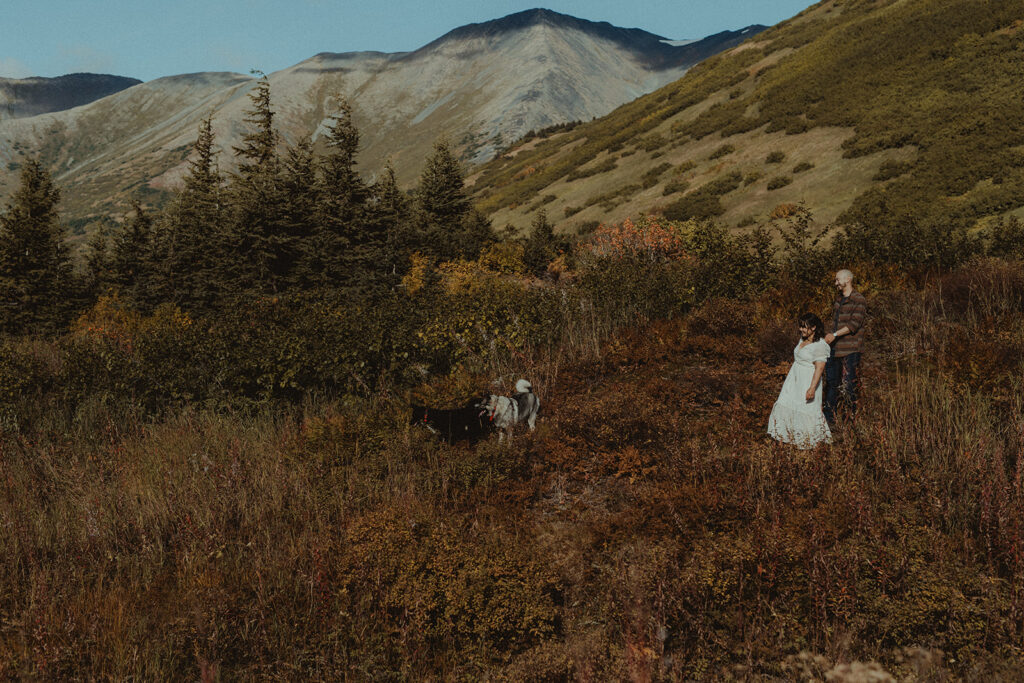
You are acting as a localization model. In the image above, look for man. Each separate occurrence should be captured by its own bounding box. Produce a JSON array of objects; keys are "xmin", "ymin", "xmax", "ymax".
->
[{"xmin": 823, "ymin": 269, "xmax": 867, "ymax": 426}]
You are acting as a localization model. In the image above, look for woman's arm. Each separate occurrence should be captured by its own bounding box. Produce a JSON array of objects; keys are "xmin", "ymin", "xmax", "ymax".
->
[{"xmin": 806, "ymin": 361, "xmax": 826, "ymax": 401}]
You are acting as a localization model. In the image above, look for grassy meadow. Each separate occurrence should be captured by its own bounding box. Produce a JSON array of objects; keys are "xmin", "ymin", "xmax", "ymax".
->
[{"xmin": 3, "ymin": 214, "xmax": 1024, "ymax": 679}]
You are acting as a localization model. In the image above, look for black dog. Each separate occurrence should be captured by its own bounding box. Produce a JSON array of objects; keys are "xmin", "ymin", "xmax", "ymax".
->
[{"xmin": 410, "ymin": 397, "xmax": 491, "ymax": 444}]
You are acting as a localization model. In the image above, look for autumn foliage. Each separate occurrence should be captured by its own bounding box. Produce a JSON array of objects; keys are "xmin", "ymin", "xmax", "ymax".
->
[{"xmin": 4, "ymin": 213, "xmax": 1024, "ymax": 678}]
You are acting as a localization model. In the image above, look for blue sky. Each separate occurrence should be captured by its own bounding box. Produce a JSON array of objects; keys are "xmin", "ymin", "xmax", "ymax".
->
[{"xmin": 2, "ymin": 1, "xmax": 813, "ymax": 82}]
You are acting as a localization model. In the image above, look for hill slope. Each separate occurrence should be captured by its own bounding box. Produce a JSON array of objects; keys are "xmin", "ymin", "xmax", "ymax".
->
[
  {"xmin": 473, "ymin": 0, "xmax": 1024, "ymax": 235},
  {"xmin": 0, "ymin": 73, "xmax": 141, "ymax": 120},
  {"xmin": 0, "ymin": 9, "xmax": 760, "ymax": 227}
]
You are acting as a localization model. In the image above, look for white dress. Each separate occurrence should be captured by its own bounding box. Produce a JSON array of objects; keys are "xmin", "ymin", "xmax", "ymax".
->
[{"xmin": 767, "ymin": 339, "xmax": 832, "ymax": 448}]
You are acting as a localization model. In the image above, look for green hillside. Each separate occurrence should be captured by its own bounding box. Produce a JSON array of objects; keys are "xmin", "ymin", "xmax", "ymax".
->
[{"xmin": 472, "ymin": 0, "xmax": 1024, "ymax": 235}]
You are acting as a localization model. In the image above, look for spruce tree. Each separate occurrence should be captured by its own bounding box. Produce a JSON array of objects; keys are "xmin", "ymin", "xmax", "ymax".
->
[
  {"xmin": 83, "ymin": 227, "xmax": 111, "ymax": 299},
  {"xmin": 523, "ymin": 209, "xmax": 559, "ymax": 277},
  {"xmin": 315, "ymin": 96, "xmax": 370, "ymax": 289},
  {"xmin": 111, "ymin": 201, "xmax": 153, "ymax": 306},
  {"xmin": 280, "ymin": 135, "xmax": 318, "ymax": 289},
  {"xmin": 0, "ymin": 158, "xmax": 72, "ymax": 335},
  {"xmin": 372, "ymin": 159, "xmax": 412, "ymax": 280},
  {"xmin": 416, "ymin": 138, "xmax": 470, "ymax": 226},
  {"xmin": 228, "ymin": 73, "xmax": 289, "ymax": 293},
  {"xmin": 152, "ymin": 115, "xmax": 225, "ymax": 308},
  {"xmin": 234, "ymin": 74, "xmax": 277, "ymax": 178},
  {"xmin": 414, "ymin": 139, "xmax": 493, "ymax": 261}
]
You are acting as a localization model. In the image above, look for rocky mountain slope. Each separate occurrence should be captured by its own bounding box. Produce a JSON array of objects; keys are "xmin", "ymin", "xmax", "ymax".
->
[
  {"xmin": 0, "ymin": 9, "xmax": 762, "ymax": 228},
  {"xmin": 472, "ymin": 0, "xmax": 1024, "ymax": 236},
  {"xmin": 0, "ymin": 73, "xmax": 140, "ymax": 121}
]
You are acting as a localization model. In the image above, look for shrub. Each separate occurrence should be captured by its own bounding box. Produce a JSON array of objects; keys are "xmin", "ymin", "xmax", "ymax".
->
[
  {"xmin": 766, "ymin": 151, "xmax": 786, "ymax": 164},
  {"xmin": 641, "ymin": 163, "xmax": 673, "ymax": 189},
  {"xmin": 792, "ymin": 161, "xmax": 814, "ymax": 173},
  {"xmin": 767, "ymin": 176, "xmax": 792, "ymax": 190},
  {"xmin": 662, "ymin": 172, "xmax": 742, "ymax": 221},
  {"xmin": 662, "ymin": 178, "xmax": 690, "ymax": 196},
  {"xmin": 873, "ymin": 160, "xmax": 914, "ymax": 181},
  {"xmin": 673, "ymin": 160, "xmax": 697, "ymax": 175},
  {"xmin": 566, "ymin": 157, "xmax": 617, "ymax": 182},
  {"xmin": 640, "ymin": 133, "xmax": 668, "ymax": 152},
  {"xmin": 584, "ymin": 216, "xmax": 689, "ymax": 263},
  {"xmin": 584, "ymin": 184, "xmax": 641, "ymax": 210},
  {"xmin": 986, "ymin": 217, "xmax": 1024, "ymax": 258},
  {"xmin": 709, "ymin": 144, "xmax": 735, "ymax": 160}
]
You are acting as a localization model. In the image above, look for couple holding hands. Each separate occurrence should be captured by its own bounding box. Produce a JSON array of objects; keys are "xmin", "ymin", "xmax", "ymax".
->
[{"xmin": 767, "ymin": 269, "xmax": 867, "ymax": 448}]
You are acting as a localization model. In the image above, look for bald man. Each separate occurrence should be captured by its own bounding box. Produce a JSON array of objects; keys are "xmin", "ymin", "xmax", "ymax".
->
[{"xmin": 823, "ymin": 269, "xmax": 867, "ymax": 426}]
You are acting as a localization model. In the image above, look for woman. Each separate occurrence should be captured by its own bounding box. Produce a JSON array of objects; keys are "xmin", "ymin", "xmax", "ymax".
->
[{"xmin": 767, "ymin": 312, "xmax": 832, "ymax": 448}]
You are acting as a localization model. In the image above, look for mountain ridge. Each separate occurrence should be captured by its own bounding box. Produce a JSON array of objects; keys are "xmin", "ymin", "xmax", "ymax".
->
[
  {"xmin": 0, "ymin": 73, "xmax": 141, "ymax": 121},
  {"xmin": 470, "ymin": 0, "xmax": 1024, "ymax": 236},
  {"xmin": 0, "ymin": 9, "xmax": 763, "ymax": 230}
]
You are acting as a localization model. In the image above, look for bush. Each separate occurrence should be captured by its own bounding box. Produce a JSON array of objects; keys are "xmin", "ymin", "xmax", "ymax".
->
[
  {"xmin": 640, "ymin": 133, "xmax": 668, "ymax": 152},
  {"xmin": 566, "ymin": 157, "xmax": 617, "ymax": 182},
  {"xmin": 873, "ymin": 160, "xmax": 914, "ymax": 181},
  {"xmin": 767, "ymin": 176, "xmax": 792, "ymax": 190},
  {"xmin": 673, "ymin": 160, "xmax": 697, "ymax": 175},
  {"xmin": 986, "ymin": 217, "xmax": 1024, "ymax": 258},
  {"xmin": 662, "ymin": 178, "xmax": 690, "ymax": 196},
  {"xmin": 584, "ymin": 184, "xmax": 641, "ymax": 210},
  {"xmin": 641, "ymin": 162, "xmax": 673, "ymax": 189},
  {"xmin": 766, "ymin": 151, "xmax": 786, "ymax": 164},
  {"xmin": 709, "ymin": 144, "xmax": 735, "ymax": 160},
  {"xmin": 663, "ymin": 172, "xmax": 742, "ymax": 221},
  {"xmin": 792, "ymin": 161, "xmax": 814, "ymax": 173}
]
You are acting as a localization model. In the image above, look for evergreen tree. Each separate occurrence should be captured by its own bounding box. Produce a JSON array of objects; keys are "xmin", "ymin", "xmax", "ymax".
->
[
  {"xmin": 372, "ymin": 159, "xmax": 413, "ymax": 280},
  {"xmin": 314, "ymin": 96, "xmax": 371, "ymax": 288},
  {"xmin": 152, "ymin": 115, "xmax": 225, "ymax": 308},
  {"xmin": 111, "ymin": 201, "xmax": 153, "ymax": 306},
  {"xmin": 523, "ymin": 209, "xmax": 559, "ymax": 277},
  {"xmin": 0, "ymin": 158, "xmax": 72, "ymax": 335},
  {"xmin": 280, "ymin": 135, "xmax": 319, "ymax": 289},
  {"xmin": 228, "ymin": 73, "xmax": 289, "ymax": 293},
  {"xmin": 414, "ymin": 139, "xmax": 493, "ymax": 261},
  {"xmin": 83, "ymin": 227, "xmax": 111, "ymax": 298},
  {"xmin": 233, "ymin": 74, "xmax": 277, "ymax": 178},
  {"xmin": 416, "ymin": 138, "xmax": 470, "ymax": 226}
]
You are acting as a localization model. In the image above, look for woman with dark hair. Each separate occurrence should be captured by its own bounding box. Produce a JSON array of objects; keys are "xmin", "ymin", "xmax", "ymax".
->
[{"xmin": 767, "ymin": 312, "xmax": 831, "ymax": 448}]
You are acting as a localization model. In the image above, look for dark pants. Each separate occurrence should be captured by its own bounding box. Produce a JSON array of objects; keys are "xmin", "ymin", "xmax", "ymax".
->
[{"xmin": 824, "ymin": 352, "xmax": 861, "ymax": 426}]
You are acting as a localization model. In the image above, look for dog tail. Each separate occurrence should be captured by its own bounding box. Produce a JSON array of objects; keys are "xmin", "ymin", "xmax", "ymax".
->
[{"xmin": 515, "ymin": 378, "xmax": 532, "ymax": 394}]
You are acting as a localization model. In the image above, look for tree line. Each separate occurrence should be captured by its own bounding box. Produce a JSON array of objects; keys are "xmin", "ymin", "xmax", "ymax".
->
[{"xmin": 0, "ymin": 75, "xmax": 508, "ymax": 335}]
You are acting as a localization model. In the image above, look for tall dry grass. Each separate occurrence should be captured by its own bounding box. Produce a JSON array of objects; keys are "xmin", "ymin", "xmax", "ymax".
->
[{"xmin": 3, "ymin": 258, "xmax": 1024, "ymax": 678}]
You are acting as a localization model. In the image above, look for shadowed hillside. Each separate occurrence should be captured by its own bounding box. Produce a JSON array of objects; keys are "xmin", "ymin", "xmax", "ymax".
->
[
  {"xmin": 473, "ymin": 0, "xmax": 1024, "ymax": 236},
  {"xmin": 0, "ymin": 73, "xmax": 141, "ymax": 120}
]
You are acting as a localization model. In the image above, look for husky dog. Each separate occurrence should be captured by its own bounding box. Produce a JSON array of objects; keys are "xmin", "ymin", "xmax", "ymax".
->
[
  {"xmin": 481, "ymin": 394, "xmax": 518, "ymax": 441},
  {"xmin": 512, "ymin": 379, "xmax": 540, "ymax": 431},
  {"xmin": 410, "ymin": 397, "xmax": 490, "ymax": 444},
  {"xmin": 481, "ymin": 379, "xmax": 541, "ymax": 441}
]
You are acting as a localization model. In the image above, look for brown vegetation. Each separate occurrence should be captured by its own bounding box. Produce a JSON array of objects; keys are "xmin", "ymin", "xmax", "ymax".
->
[{"xmin": 4, "ymin": 213, "xmax": 1024, "ymax": 677}]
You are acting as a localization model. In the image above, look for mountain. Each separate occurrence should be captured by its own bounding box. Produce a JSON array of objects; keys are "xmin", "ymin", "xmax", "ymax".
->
[
  {"xmin": 0, "ymin": 9, "xmax": 763, "ymax": 230},
  {"xmin": 471, "ymin": 0, "xmax": 1024, "ymax": 235},
  {"xmin": 0, "ymin": 73, "xmax": 141, "ymax": 120}
]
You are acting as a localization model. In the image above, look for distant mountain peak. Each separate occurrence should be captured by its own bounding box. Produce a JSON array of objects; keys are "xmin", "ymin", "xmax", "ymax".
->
[
  {"xmin": 426, "ymin": 8, "xmax": 670, "ymax": 46},
  {"xmin": 412, "ymin": 9, "xmax": 763, "ymax": 71},
  {"xmin": 0, "ymin": 73, "xmax": 141, "ymax": 120}
]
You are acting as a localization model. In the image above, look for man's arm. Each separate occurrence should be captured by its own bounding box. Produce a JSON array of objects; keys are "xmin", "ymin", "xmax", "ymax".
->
[
  {"xmin": 825, "ymin": 325, "xmax": 851, "ymax": 344},
  {"xmin": 825, "ymin": 295, "xmax": 866, "ymax": 343}
]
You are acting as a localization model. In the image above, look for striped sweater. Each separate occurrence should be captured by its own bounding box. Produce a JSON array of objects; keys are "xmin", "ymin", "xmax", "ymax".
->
[{"xmin": 831, "ymin": 290, "xmax": 867, "ymax": 357}]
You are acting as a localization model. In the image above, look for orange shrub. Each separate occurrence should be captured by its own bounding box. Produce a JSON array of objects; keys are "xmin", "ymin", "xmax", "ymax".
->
[{"xmin": 586, "ymin": 216, "xmax": 690, "ymax": 262}]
